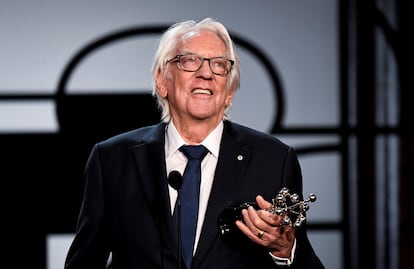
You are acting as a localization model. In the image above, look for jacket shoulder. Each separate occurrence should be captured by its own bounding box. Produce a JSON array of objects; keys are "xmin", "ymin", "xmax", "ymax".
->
[
  {"xmin": 97, "ymin": 122, "xmax": 165, "ymax": 148},
  {"xmin": 225, "ymin": 121, "xmax": 291, "ymax": 151}
]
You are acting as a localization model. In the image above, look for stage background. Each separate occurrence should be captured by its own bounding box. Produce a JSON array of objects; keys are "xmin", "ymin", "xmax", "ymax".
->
[{"xmin": 2, "ymin": 0, "xmax": 354, "ymax": 268}]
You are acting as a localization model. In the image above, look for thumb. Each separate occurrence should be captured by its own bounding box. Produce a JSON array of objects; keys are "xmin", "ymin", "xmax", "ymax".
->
[{"xmin": 256, "ymin": 195, "xmax": 272, "ymax": 210}]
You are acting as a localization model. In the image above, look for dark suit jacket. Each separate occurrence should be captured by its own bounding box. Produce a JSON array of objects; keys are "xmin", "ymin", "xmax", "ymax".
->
[{"xmin": 65, "ymin": 121, "xmax": 324, "ymax": 269}]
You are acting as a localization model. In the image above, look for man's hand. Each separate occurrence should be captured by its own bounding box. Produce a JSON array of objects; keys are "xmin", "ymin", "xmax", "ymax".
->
[{"xmin": 235, "ymin": 195, "xmax": 295, "ymax": 258}]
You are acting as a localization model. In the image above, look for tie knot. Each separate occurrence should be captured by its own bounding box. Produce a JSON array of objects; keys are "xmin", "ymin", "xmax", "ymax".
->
[{"xmin": 180, "ymin": 145, "xmax": 209, "ymax": 160}]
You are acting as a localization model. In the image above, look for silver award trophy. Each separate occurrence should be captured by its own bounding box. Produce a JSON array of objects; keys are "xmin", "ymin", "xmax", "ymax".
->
[{"xmin": 218, "ymin": 187, "xmax": 317, "ymax": 244}]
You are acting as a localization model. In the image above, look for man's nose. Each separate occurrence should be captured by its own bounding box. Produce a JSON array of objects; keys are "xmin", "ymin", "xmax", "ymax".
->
[{"xmin": 196, "ymin": 59, "xmax": 213, "ymax": 77}]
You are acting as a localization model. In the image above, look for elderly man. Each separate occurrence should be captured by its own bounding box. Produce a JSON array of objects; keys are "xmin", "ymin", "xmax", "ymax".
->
[{"xmin": 65, "ymin": 18, "xmax": 324, "ymax": 269}]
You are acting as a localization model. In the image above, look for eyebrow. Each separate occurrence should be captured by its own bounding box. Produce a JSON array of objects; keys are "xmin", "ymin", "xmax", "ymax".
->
[{"xmin": 177, "ymin": 52, "xmax": 228, "ymax": 58}]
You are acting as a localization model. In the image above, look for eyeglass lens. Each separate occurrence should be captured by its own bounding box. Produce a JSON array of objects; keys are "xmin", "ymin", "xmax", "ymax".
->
[{"xmin": 179, "ymin": 55, "xmax": 231, "ymax": 75}]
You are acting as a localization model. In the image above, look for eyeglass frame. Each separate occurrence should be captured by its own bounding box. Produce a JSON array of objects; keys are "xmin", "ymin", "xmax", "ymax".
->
[{"xmin": 166, "ymin": 54, "xmax": 235, "ymax": 76}]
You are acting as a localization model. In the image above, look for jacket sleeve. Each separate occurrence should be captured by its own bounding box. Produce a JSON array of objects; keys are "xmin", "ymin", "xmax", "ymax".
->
[
  {"xmin": 65, "ymin": 144, "xmax": 110, "ymax": 269},
  {"xmin": 282, "ymin": 147, "xmax": 325, "ymax": 269}
]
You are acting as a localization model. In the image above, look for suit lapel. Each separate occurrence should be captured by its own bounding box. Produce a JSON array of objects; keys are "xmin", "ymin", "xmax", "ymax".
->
[
  {"xmin": 194, "ymin": 122, "xmax": 252, "ymax": 264},
  {"xmin": 130, "ymin": 123, "xmax": 180, "ymax": 261}
]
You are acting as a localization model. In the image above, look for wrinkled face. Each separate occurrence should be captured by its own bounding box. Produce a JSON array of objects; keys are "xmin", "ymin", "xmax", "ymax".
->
[{"xmin": 156, "ymin": 30, "xmax": 234, "ymax": 124}]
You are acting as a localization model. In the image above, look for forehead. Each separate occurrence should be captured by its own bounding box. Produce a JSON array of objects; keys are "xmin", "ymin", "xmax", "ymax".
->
[{"xmin": 177, "ymin": 30, "xmax": 227, "ymax": 55}]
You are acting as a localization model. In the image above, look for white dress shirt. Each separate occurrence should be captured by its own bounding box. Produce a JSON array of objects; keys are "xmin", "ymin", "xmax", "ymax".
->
[{"xmin": 165, "ymin": 120, "xmax": 223, "ymax": 254}]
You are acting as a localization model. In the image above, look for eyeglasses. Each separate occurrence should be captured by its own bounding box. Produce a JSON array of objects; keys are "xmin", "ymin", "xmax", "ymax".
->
[{"xmin": 166, "ymin": 54, "xmax": 234, "ymax": 76}]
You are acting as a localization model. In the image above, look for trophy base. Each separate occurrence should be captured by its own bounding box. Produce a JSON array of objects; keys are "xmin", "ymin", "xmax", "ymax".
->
[{"xmin": 217, "ymin": 202, "xmax": 260, "ymax": 250}]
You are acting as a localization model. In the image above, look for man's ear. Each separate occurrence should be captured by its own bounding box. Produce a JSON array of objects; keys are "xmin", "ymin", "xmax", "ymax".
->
[
  {"xmin": 156, "ymin": 71, "xmax": 168, "ymax": 98},
  {"xmin": 224, "ymin": 90, "xmax": 235, "ymax": 107}
]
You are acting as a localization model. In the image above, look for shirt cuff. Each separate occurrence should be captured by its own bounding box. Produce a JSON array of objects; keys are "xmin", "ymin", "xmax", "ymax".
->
[{"xmin": 269, "ymin": 239, "xmax": 296, "ymax": 266}]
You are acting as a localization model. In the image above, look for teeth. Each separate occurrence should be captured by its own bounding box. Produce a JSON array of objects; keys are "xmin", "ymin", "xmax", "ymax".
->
[{"xmin": 192, "ymin": 89, "xmax": 212, "ymax": 95}]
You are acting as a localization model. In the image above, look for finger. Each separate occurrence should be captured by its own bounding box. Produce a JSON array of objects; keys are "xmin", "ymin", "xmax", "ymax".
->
[
  {"xmin": 263, "ymin": 223, "xmax": 296, "ymax": 247},
  {"xmin": 255, "ymin": 195, "xmax": 285, "ymax": 223},
  {"xmin": 283, "ymin": 225, "xmax": 296, "ymax": 241},
  {"xmin": 244, "ymin": 204, "xmax": 283, "ymax": 237},
  {"xmin": 240, "ymin": 206, "xmax": 260, "ymax": 232},
  {"xmin": 235, "ymin": 219, "xmax": 266, "ymax": 243},
  {"xmin": 234, "ymin": 219, "xmax": 251, "ymax": 237},
  {"xmin": 274, "ymin": 224, "xmax": 295, "ymax": 242},
  {"xmin": 246, "ymin": 205, "xmax": 268, "ymax": 229},
  {"xmin": 240, "ymin": 208, "xmax": 270, "ymax": 241},
  {"xmin": 256, "ymin": 195, "xmax": 272, "ymax": 210},
  {"xmin": 278, "ymin": 225, "xmax": 285, "ymax": 235},
  {"xmin": 254, "ymin": 198, "xmax": 284, "ymax": 227}
]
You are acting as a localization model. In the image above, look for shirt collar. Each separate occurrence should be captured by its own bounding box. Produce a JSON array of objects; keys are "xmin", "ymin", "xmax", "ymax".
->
[{"xmin": 165, "ymin": 120, "xmax": 223, "ymax": 158}]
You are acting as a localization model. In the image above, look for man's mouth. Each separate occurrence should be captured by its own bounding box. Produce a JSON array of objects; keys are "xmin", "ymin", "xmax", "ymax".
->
[{"xmin": 192, "ymin": 88, "xmax": 213, "ymax": 95}]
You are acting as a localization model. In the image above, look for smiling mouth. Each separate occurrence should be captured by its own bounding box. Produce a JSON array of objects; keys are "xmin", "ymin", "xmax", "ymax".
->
[{"xmin": 192, "ymin": 88, "xmax": 213, "ymax": 95}]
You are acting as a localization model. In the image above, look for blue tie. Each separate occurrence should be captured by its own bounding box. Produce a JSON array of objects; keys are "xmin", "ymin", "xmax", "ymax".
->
[{"xmin": 176, "ymin": 145, "xmax": 208, "ymax": 269}]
